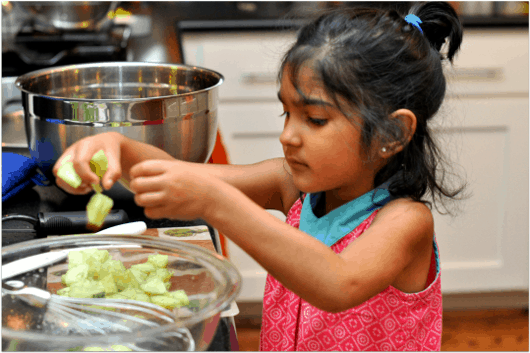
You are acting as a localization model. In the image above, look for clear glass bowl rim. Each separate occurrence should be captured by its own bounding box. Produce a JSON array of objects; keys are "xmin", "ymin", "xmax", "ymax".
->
[{"xmin": 2, "ymin": 234, "xmax": 241, "ymax": 344}]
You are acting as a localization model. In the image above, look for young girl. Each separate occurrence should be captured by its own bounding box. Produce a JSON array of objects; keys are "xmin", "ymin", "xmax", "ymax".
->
[{"xmin": 53, "ymin": 2, "xmax": 464, "ymax": 350}]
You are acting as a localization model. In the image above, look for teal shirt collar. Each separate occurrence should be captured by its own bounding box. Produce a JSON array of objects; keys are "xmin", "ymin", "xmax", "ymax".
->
[{"xmin": 299, "ymin": 182, "xmax": 394, "ymax": 247}]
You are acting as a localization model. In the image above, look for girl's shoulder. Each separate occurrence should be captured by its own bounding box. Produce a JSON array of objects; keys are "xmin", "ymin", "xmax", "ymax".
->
[
  {"xmin": 375, "ymin": 197, "xmax": 433, "ymax": 223},
  {"xmin": 372, "ymin": 197, "xmax": 434, "ymax": 242}
]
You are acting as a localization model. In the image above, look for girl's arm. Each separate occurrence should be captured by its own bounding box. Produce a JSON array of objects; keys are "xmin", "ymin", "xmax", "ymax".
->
[
  {"xmin": 54, "ymin": 132, "xmax": 294, "ymax": 213},
  {"xmin": 202, "ymin": 178, "xmax": 434, "ymax": 313}
]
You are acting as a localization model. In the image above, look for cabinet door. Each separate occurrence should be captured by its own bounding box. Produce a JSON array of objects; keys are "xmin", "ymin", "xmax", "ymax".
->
[
  {"xmin": 432, "ymin": 97, "xmax": 528, "ymax": 293},
  {"xmin": 181, "ymin": 31, "xmax": 296, "ymax": 101},
  {"xmin": 218, "ymin": 102, "xmax": 285, "ymax": 301}
]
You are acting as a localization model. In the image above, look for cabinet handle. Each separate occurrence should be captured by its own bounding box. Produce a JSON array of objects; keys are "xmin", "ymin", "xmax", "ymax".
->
[
  {"xmin": 240, "ymin": 72, "xmax": 278, "ymax": 85},
  {"xmin": 448, "ymin": 68, "xmax": 503, "ymax": 81}
]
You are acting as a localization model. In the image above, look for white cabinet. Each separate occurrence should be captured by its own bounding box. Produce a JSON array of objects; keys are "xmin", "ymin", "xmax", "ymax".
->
[{"xmin": 182, "ymin": 28, "xmax": 528, "ymax": 300}]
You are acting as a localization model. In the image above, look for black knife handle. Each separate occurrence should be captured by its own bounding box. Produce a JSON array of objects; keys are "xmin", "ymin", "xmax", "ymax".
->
[{"xmin": 37, "ymin": 210, "xmax": 129, "ymax": 235}]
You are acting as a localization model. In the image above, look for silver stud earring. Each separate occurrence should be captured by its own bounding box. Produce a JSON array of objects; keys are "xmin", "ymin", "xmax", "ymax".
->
[{"xmin": 381, "ymin": 147, "xmax": 387, "ymax": 153}]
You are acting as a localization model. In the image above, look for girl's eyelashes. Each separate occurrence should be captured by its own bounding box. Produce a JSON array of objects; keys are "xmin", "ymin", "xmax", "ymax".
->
[
  {"xmin": 280, "ymin": 111, "xmax": 327, "ymax": 126},
  {"xmin": 308, "ymin": 117, "xmax": 327, "ymax": 126}
]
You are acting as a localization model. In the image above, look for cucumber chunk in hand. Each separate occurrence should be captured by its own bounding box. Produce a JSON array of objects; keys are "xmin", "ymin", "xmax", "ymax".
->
[
  {"xmin": 57, "ymin": 162, "xmax": 83, "ymax": 189},
  {"xmin": 87, "ymin": 193, "xmax": 114, "ymax": 229}
]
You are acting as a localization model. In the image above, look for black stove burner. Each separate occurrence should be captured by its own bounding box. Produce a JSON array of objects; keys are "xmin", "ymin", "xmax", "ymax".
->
[{"xmin": 2, "ymin": 22, "xmax": 131, "ymax": 77}]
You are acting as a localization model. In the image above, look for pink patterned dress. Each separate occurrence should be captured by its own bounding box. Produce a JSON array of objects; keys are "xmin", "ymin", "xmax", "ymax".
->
[{"xmin": 259, "ymin": 197, "xmax": 442, "ymax": 351}]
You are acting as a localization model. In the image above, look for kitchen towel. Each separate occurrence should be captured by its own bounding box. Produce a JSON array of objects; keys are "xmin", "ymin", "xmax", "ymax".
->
[{"xmin": 2, "ymin": 152, "xmax": 50, "ymax": 202}]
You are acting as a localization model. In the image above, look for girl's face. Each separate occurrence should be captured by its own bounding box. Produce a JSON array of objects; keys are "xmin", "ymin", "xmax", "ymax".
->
[{"xmin": 278, "ymin": 65, "xmax": 381, "ymax": 204}]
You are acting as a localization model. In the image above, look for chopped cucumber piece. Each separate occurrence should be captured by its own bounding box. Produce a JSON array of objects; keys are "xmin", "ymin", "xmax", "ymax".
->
[
  {"xmin": 98, "ymin": 259, "xmax": 126, "ymax": 280},
  {"xmin": 168, "ymin": 290, "xmax": 190, "ymax": 306},
  {"xmin": 92, "ymin": 183, "xmax": 103, "ymax": 193},
  {"xmin": 130, "ymin": 262, "xmax": 156, "ymax": 274},
  {"xmin": 115, "ymin": 269, "xmax": 140, "ymax": 291},
  {"xmin": 100, "ymin": 274, "xmax": 118, "ymax": 295},
  {"xmin": 153, "ymin": 268, "xmax": 172, "ymax": 282},
  {"xmin": 57, "ymin": 162, "xmax": 82, "ymax": 189},
  {"xmin": 110, "ymin": 345, "xmax": 132, "ymax": 351},
  {"xmin": 129, "ymin": 268, "xmax": 148, "ymax": 283},
  {"xmin": 150, "ymin": 295, "xmax": 183, "ymax": 309},
  {"xmin": 67, "ymin": 250, "xmax": 86, "ymax": 268},
  {"xmin": 148, "ymin": 254, "xmax": 169, "ymax": 268},
  {"xmin": 140, "ymin": 277, "xmax": 167, "ymax": 295},
  {"xmin": 89, "ymin": 150, "xmax": 108, "ymax": 179},
  {"xmin": 86, "ymin": 193, "xmax": 113, "ymax": 228},
  {"xmin": 57, "ymin": 287, "xmax": 71, "ymax": 296},
  {"xmin": 62, "ymin": 264, "xmax": 89, "ymax": 286}
]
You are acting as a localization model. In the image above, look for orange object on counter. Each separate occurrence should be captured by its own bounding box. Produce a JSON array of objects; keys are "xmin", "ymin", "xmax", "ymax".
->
[{"xmin": 208, "ymin": 130, "xmax": 230, "ymax": 258}]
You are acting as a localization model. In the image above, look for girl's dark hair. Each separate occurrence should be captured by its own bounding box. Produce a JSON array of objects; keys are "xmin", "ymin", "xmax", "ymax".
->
[{"xmin": 280, "ymin": 1, "xmax": 466, "ymax": 214}]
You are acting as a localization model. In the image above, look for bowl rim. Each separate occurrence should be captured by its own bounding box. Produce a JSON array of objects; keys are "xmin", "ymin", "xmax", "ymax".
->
[
  {"xmin": 14, "ymin": 62, "xmax": 225, "ymax": 103},
  {"xmin": 1, "ymin": 234, "xmax": 241, "ymax": 344}
]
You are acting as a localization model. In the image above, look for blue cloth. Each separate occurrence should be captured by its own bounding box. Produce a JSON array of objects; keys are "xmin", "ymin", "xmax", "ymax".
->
[
  {"xmin": 2, "ymin": 152, "xmax": 50, "ymax": 202},
  {"xmin": 299, "ymin": 180, "xmax": 395, "ymax": 247}
]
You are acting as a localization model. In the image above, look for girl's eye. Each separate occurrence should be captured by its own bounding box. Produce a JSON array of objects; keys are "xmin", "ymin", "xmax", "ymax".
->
[{"xmin": 308, "ymin": 117, "xmax": 327, "ymax": 126}]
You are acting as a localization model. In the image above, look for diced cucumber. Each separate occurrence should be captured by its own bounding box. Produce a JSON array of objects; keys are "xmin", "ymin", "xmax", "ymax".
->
[
  {"xmin": 115, "ymin": 269, "xmax": 140, "ymax": 291},
  {"xmin": 168, "ymin": 290, "xmax": 190, "ymax": 306},
  {"xmin": 99, "ymin": 259, "xmax": 126, "ymax": 280},
  {"xmin": 89, "ymin": 150, "xmax": 108, "ymax": 179},
  {"xmin": 148, "ymin": 254, "xmax": 169, "ymax": 268},
  {"xmin": 130, "ymin": 262, "xmax": 156, "ymax": 274},
  {"xmin": 69, "ymin": 280, "xmax": 105, "ymax": 298},
  {"xmin": 153, "ymin": 268, "xmax": 172, "ymax": 282},
  {"xmin": 86, "ymin": 193, "xmax": 113, "ymax": 228},
  {"xmin": 62, "ymin": 264, "xmax": 89, "ymax": 286},
  {"xmin": 57, "ymin": 287, "xmax": 71, "ymax": 296},
  {"xmin": 140, "ymin": 277, "xmax": 167, "ymax": 295},
  {"xmin": 129, "ymin": 268, "xmax": 148, "ymax": 283},
  {"xmin": 150, "ymin": 295, "xmax": 183, "ymax": 309},
  {"xmin": 100, "ymin": 274, "xmax": 118, "ymax": 295},
  {"xmin": 57, "ymin": 162, "xmax": 82, "ymax": 189},
  {"xmin": 67, "ymin": 250, "xmax": 86, "ymax": 268}
]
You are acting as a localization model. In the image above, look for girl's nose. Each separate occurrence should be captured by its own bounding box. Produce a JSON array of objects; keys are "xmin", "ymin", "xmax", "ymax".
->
[{"xmin": 279, "ymin": 118, "xmax": 302, "ymax": 147}]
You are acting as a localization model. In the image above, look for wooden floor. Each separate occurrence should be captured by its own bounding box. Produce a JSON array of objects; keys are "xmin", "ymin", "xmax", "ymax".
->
[{"xmin": 234, "ymin": 309, "xmax": 529, "ymax": 351}]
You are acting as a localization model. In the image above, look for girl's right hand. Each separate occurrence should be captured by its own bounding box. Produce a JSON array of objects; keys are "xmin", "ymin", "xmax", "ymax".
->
[{"xmin": 52, "ymin": 132, "xmax": 124, "ymax": 195}]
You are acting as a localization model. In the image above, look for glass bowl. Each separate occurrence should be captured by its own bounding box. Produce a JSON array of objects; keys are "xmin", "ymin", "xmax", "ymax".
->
[{"xmin": 1, "ymin": 235, "xmax": 241, "ymax": 351}]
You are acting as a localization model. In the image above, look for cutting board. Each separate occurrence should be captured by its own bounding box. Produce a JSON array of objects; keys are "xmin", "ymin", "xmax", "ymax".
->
[{"xmin": 47, "ymin": 226, "xmax": 239, "ymax": 317}]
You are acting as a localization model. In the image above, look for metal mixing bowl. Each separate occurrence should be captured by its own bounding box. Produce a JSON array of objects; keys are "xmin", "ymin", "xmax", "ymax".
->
[
  {"xmin": 2, "ymin": 235, "xmax": 241, "ymax": 351},
  {"xmin": 15, "ymin": 62, "xmax": 224, "ymax": 184}
]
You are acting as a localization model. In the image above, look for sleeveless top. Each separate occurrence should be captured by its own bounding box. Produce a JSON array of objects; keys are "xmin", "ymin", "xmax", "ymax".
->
[{"xmin": 259, "ymin": 195, "xmax": 443, "ymax": 351}]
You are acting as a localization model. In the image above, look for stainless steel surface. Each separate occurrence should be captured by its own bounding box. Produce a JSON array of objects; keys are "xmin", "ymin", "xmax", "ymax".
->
[
  {"xmin": 15, "ymin": 62, "xmax": 223, "ymax": 183},
  {"xmin": 17, "ymin": 2, "xmax": 119, "ymax": 32},
  {"xmin": 2, "ymin": 109, "xmax": 26, "ymax": 148},
  {"xmin": 2, "ymin": 235, "xmax": 241, "ymax": 351}
]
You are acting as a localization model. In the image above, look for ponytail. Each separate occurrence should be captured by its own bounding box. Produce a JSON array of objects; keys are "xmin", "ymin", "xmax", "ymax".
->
[{"xmin": 408, "ymin": 1, "xmax": 463, "ymax": 62}]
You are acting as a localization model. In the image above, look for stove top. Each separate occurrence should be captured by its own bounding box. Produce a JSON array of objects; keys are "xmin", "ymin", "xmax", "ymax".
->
[{"xmin": 2, "ymin": 22, "xmax": 131, "ymax": 77}]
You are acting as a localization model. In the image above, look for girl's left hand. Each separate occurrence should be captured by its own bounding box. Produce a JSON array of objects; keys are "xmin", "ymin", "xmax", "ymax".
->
[{"xmin": 129, "ymin": 160, "xmax": 216, "ymax": 221}]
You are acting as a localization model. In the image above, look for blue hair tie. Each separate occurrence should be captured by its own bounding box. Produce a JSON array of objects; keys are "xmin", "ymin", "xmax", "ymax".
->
[{"xmin": 404, "ymin": 14, "xmax": 423, "ymax": 34}]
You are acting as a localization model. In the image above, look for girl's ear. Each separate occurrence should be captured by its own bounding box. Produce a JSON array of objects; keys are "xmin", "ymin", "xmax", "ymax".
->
[{"xmin": 379, "ymin": 109, "xmax": 417, "ymax": 159}]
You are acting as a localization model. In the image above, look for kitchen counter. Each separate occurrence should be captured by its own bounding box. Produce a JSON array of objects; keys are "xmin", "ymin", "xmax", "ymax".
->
[{"xmin": 2, "ymin": 170, "xmax": 235, "ymax": 351}]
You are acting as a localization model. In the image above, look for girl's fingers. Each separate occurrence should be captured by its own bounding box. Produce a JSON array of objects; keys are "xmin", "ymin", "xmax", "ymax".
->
[
  {"xmin": 129, "ymin": 174, "xmax": 165, "ymax": 194},
  {"xmin": 129, "ymin": 160, "xmax": 168, "ymax": 179},
  {"xmin": 134, "ymin": 191, "xmax": 165, "ymax": 208},
  {"xmin": 72, "ymin": 143, "xmax": 101, "ymax": 185},
  {"xmin": 143, "ymin": 206, "xmax": 167, "ymax": 220},
  {"xmin": 102, "ymin": 147, "xmax": 122, "ymax": 190}
]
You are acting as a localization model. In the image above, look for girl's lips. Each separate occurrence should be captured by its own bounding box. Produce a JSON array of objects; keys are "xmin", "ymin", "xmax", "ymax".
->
[{"xmin": 286, "ymin": 157, "xmax": 307, "ymax": 168}]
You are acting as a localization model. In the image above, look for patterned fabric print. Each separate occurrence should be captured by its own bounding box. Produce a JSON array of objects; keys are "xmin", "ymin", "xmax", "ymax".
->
[{"xmin": 260, "ymin": 198, "xmax": 443, "ymax": 351}]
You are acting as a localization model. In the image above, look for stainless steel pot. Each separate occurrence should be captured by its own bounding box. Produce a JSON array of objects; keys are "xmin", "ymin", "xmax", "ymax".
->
[
  {"xmin": 15, "ymin": 62, "xmax": 224, "ymax": 184},
  {"xmin": 19, "ymin": 1, "xmax": 119, "ymax": 32}
]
